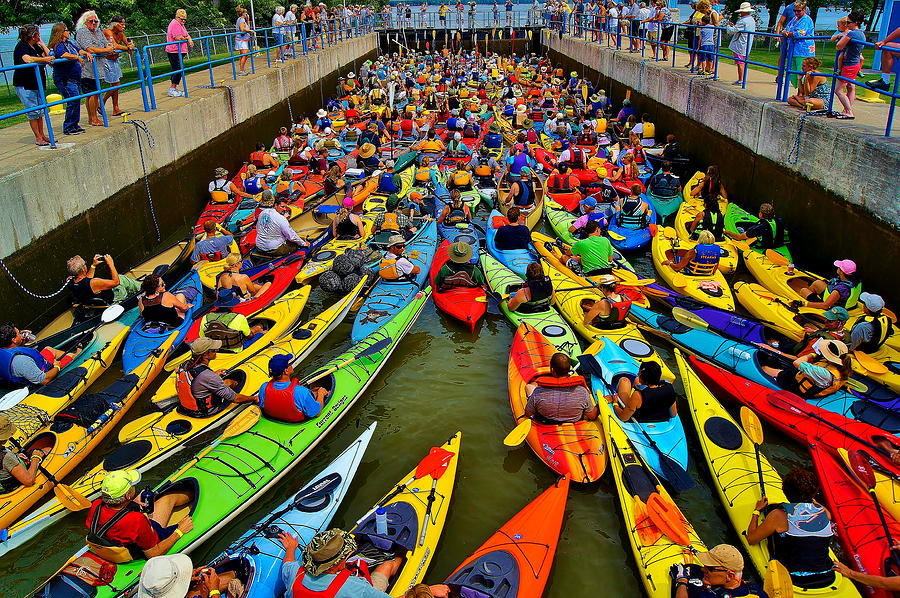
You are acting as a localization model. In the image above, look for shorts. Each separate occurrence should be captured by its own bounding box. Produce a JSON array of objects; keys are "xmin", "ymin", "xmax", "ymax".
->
[
  {"xmin": 103, "ymin": 59, "xmax": 122, "ymax": 84},
  {"xmin": 150, "ymin": 519, "xmax": 179, "ymax": 542},
  {"xmin": 80, "ymin": 77, "xmax": 99, "ymax": 94},
  {"xmin": 840, "ymin": 61, "xmax": 862, "ymax": 81},
  {"xmin": 732, "ymin": 51, "xmax": 746, "ymax": 61},
  {"xmin": 41, "ymin": 349, "xmax": 74, "ymax": 369},
  {"xmin": 697, "ymin": 44, "xmax": 715, "ymax": 62},
  {"xmin": 661, "ymin": 25, "xmax": 674, "ymax": 42},
  {"xmin": 14, "ymin": 87, "xmax": 43, "ymax": 120},
  {"xmin": 630, "ymin": 20, "xmax": 640, "ymax": 36},
  {"xmin": 371, "ymin": 572, "xmax": 389, "ymax": 592},
  {"xmin": 647, "ymin": 31, "xmax": 658, "ymax": 41},
  {"xmin": 235, "ymin": 39, "xmax": 250, "ymax": 51}
]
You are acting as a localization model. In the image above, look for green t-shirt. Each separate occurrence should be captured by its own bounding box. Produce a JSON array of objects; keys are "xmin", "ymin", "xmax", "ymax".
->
[{"xmin": 571, "ymin": 235, "xmax": 614, "ymax": 272}]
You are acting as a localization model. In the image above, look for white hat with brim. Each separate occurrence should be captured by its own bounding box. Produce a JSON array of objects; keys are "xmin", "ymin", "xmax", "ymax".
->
[
  {"xmin": 316, "ymin": 109, "xmax": 327, "ymax": 118},
  {"xmin": 736, "ymin": 1, "xmax": 753, "ymax": 11},
  {"xmin": 138, "ymin": 554, "xmax": 193, "ymax": 598},
  {"xmin": 814, "ymin": 339, "xmax": 849, "ymax": 366}
]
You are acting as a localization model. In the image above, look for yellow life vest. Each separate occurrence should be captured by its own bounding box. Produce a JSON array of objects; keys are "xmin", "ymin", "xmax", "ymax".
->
[
  {"xmin": 595, "ymin": 118, "xmax": 607, "ymax": 133},
  {"xmin": 452, "ymin": 171, "xmax": 472, "ymax": 187},
  {"xmin": 379, "ymin": 257, "xmax": 405, "ymax": 280},
  {"xmin": 795, "ymin": 360, "xmax": 845, "ymax": 398},
  {"xmin": 642, "ymin": 122, "xmax": 656, "ymax": 139},
  {"xmin": 210, "ymin": 190, "xmax": 230, "ymax": 204},
  {"xmin": 381, "ymin": 212, "xmax": 400, "ymax": 231},
  {"xmin": 416, "ymin": 167, "xmax": 432, "ymax": 182},
  {"xmin": 422, "ymin": 140, "xmax": 444, "ymax": 153}
]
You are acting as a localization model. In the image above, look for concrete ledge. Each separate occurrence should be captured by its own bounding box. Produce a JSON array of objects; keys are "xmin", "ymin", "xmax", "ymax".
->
[
  {"xmin": 545, "ymin": 31, "xmax": 900, "ymax": 229},
  {"xmin": 0, "ymin": 34, "xmax": 377, "ymax": 260}
]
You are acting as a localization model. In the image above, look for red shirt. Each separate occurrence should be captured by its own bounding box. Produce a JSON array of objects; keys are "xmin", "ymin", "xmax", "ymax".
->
[{"xmin": 86, "ymin": 501, "xmax": 159, "ymax": 551}]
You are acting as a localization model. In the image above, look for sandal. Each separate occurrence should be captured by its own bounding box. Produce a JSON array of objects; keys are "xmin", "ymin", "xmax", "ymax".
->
[{"xmin": 35, "ymin": 140, "xmax": 50, "ymax": 146}]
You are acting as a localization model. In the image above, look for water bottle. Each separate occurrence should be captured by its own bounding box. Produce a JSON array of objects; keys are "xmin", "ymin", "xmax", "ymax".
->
[
  {"xmin": 787, "ymin": 263, "xmax": 795, "ymax": 275},
  {"xmin": 21, "ymin": 331, "xmax": 36, "ymax": 344},
  {"xmin": 375, "ymin": 506, "xmax": 388, "ymax": 535}
]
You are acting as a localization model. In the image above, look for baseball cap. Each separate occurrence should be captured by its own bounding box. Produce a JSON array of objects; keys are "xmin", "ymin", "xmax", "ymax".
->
[
  {"xmin": 859, "ymin": 292, "xmax": 885, "ymax": 312},
  {"xmin": 190, "ymin": 337, "xmax": 222, "ymax": 355},
  {"xmin": 695, "ymin": 544, "xmax": 744, "ymax": 572},
  {"xmin": 101, "ymin": 469, "xmax": 141, "ymax": 500},
  {"xmin": 269, "ymin": 353, "xmax": 294, "ymax": 377},
  {"xmin": 833, "ymin": 259, "xmax": 856, "ymax": 275},
  {"xmin": 580, "ymin": 196, "xmax": 597, "ymax": 208}
]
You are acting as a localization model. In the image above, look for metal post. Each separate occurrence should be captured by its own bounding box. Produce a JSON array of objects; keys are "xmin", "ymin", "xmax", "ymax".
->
[
  {"xmin": 712, "ymin": 26, "xmax": 719, "ymax": 79},
  {"xmin": 137, "ymin": 52, "xmax": 151, "ymax": 111},
  {"xmin": 178, "ymin": 50, "xmax": 188, "ymax": 98},
  {"xmin": 228, "ymin": 36, "xmax": 237, "ymax": 80},
  {"xmin": 145, "ymin": 47, "xmax": 157, "ymax": 110},
  {"xmin": 35, "ymin": 65, "xmax": 56, "ymax": 148},
  {"xmin": 206, "ymin": 38, "xmax": 214, "ymax": 87},
  {"xmin": 885, "ymin": 75, "xmax": 899, "ymax": 137},
  {"xmin": 93, "ymin": 59, "xmax": 109, "ymax": 127}
]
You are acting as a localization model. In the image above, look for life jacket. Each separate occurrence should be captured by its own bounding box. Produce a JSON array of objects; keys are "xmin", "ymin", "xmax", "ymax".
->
[
  {"xmin": 549, "ymin": 173, "xmax": 578, "ymax": 192},
  {"xmin": 595, "ymin": 118, "xmax": 608, "ymax": 133},
  {"xmin": 531, "ymin": 373, "xmax": 587, "ymax": 389},
  {"xmin": 243, "ymin": 176, "xmax": 264, "ymax": 195},
  {"xmin": 141, "ymin": 294, "xmax": 184, "ymax": 329},
  {"xmin": 526, "ymin": 128, "xmax": 538, "ymax": 144},
  {"xmin": 210, "ymin": 178, "xmax": 233, "ymax": 203},
  {"xmin": 379, "ymin": 257, "xmax": 413, "ymax": 281},
  {"xmin": 683, "ymin": 243, "xmax": 720, "ymax": 277},
  {"xmin": 567, "ymin": 147, "xmax": 585, "ymax": 168},
  {"xmin": 86, "ymin": 501, "xmax": 145, "ymax": 563},
  {"xmin": 261, "ymin": 379, "xmax": 308, "ymax": 422},
  {"xmin": 335, "ymin": 215, "xmax": 359, "ymax": 239},
  {"xmin": 795, "ymin": 359, "xmax": 844, "ymax": 398},
  {"xmin": 855, "ymin": 314, "xmax": 893, "ymax": 354},
  {"xmin": 71, "ymin": 277, "xmax": 115, "ymax": 306},
  {"xmin": 618, "ymin": 197, "xmax": 647, "ymax": 229},
  {"xmin": 700, "ymin": 209, "xmax": 724, "ymax": 239},
  {"xmin": 451, "ymin": 170, "xmax": 472, "ymax": 187},
  {"xmin": 400, "ymin": 118, "xmax": 414, "ymax": 134},
  {"xmin": 641, "ymin": 122, "xmax": 655, "ymax": 140},
  {"xmin": 512, "ymin": 179, "xmax": 534, "ymax": 207},
  {"xmin": 175, "ymin": 363, "xmax": 224, "ymax": 417},
  {"xmin": 751, "ymin": 217, "xmax": 786, "ymax": 250},
  {"xmin": 415, "ymin": 166, "xmax": 432, "ymax": 182},
  {"xmin": 519, "ymin": 277, "xmax": 553, "ymax": 313},
  {"xmin": 422, "ymin": 139, "xmax": 444, "ymax": 153},
  {"xmin": 631, "ymin": 382, "xmax": 676, "ymax": 423},
  {"xmin": 0, "ymin": 346, "xmax": 51, "ymax": 386},
  {"xmin": 380, "ymin": 212, "xmax": 401, "ymax": 231},
  {"xmin": 589, "ymin": 295, "xmax": 632, "ymax": 328},
  {"xmin": 201, "ymin": 311, "xmax": 249, "ymax": 349},
  {"xmin": 510, "ymin": 153, "xmax": 530, "ymax": 176},
  {"xmin": 771, "ymin": 502, "xmax": 835, "ymax": 578},
  {"xmin": 826, "ymin": 278, "xmax": 858, "ymax": 310},
  {"xmin": 378, "ymin": 172, "xmax": 398, "ymax": 193},
  {"xmin": 474, "ymin": 157, "xmax": 493, "ymax": 177},
  {"xmin": 249, "ymin": 151, "xmax": 267, "ymax": 168},
  {"xmin": 648, "ymin": 172, "xmax": 680, "ymax": 197}
]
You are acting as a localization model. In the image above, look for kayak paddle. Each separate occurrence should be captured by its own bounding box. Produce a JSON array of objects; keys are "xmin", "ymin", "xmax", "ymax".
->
[
  {"xmin": 607, "ymin": 230, "xmax": 626, "ymax": 242},
  {"xmin": 0, "ymin": 388, "xmax": 30, "ymax": 412},
  {"xmin": 646, "ymin": 492, "xmax": 690, "ymax": 546},
  {"xmin": 853, "ymin": 350, "xmax": 890, "ymax": 375},
  {"xmin": 171, "ymin": 406, "xmax": 261, "ymax": 482},
  {"xmin": 764, "ymin": 249, "xmax": 791, "ymax": 267},
  {"xmin": 557, "ymin": 279, "xmax": 656, "ymax": 292},
  {"xmin": 845, "ymin": 449, "xmax": 900, "ymax": 574},
  {"xmin": 503, "ymin": 415, "xmax": 532, "ymax": 446},
  {"xmin": 740, "ymin": 407, "xmax": 795, "ymax": 598},
  {"xmin": 305, "ymin": 336, "xmax": 393, "ymax": 385},
  {"xmin": 728, "ymin": 237, "xmax": 757, "ymax": 253},
  {"xmin": 633, "ymin": 494, "xmax": 663, "ymax": 546},
  {"xmin": 419, "ymin": 444, "xmax": 456, "ymax": 546}
]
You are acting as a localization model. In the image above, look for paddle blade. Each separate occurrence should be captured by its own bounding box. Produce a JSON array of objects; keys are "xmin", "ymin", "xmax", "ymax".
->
[
  {"xmin": 607, "ymin": 230, "xmax": 626, "ymax": 241},
  {"xmin": 503, "ymin": 418, "xmax": 532, "ymax": 446},
  {"xmin": 223, "ymin": 405, "xmax": 261, "ymax": 439},
  {"xmin": 646, "ymin": 492, "xmax": 690, "ymax": 546},
  {"xmin": 164, "ymin": 351, "xmax": 191, "ymax": 372},
  {"xmin": 671, "ymin": 306, "xmax": 709, "ymax": 331},
  {"xmin": 0, "ymin": 388, "xmax": 30, "ymax": 411},
  {"xmin": 54, "ymin": 484, "xmax": 92, "ymax": 512},
  {"xmin": 670, "ymin": 272, "xmax": 688, "ymax": 289},
  {"xmin": 101, "ymin": 303, "xmax": 125, "ymax": 323},
  {"xmin": 765, "ymin": 249, "xmax": 790, "ymax": 267},
  {"xmin": 764, "ymin": 559, "xmax": 795, "ymax": 598},
  {"xmin": 854, "ymin": 350, "xmax": 890, "ymax": 375},
  {"xmin": 740, "ymin": 406, "xmax": 765, "ymax": 446},
  {"xmin": 359, "ymin": 336, "xmax": 394, "ymax": 358},
  {"xmin": 415, "ymin": 446, "xmax": 455, "ymax": 479},
  {"xmin": 659, "ymin": 456, "xmax": 695, "ymax": 493},
  {"xmin": 633, "ymin": 496, "xmax": 663, "ymax": 547},
  {"xmin": 847, "ymin": 449, "xmax": 876, "ymax": 490}
]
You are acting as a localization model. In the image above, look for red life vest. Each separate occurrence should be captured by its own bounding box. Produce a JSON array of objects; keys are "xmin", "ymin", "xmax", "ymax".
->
[
  {"xmin": 175, "ymin": 364, "xmax": 216, "ymax": 416},
  {"xmin": 249, "ymin": 151, "xmax": 267, "ymax": 168},
  {"xmin": 531, "ymin": 373, "xmax": 588, "ymax": 388},
  {"xmin": 261, "ymin": 379, "xmax": 307, "ymax": 422},
  {"xmin": 291, "ymin": 562, "xmax": 372, "ymax": 598},
  {"xmin": 400, "ymin": 119, "xmax": 414, "ymax": 133}
]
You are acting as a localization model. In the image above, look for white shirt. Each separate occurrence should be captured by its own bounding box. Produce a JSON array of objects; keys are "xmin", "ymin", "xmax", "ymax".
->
[
  {"xmin": 395, "ymin": 257, "xmax": 415, "ymax": 276},
  {"xmin": 272, "ymin": 13, "xmax": 286, "ymax": 35}
]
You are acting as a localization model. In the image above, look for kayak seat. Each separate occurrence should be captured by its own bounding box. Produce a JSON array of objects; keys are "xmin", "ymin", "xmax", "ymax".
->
[
  {"xmin": 850, "ymin": 401, "xmax": 900, "ymax": 434},
  {"xmin": 36, "ymin": 572, "xmax": 98, "ymax": 598},
  {"xmin": 152, "ymin": 478, "xmax": 198, "ymax": 527},
  {"xmin": 621, "ymin": 459, "xmax": 656, "ymax": 502},
  {"xmin": 703, "ymin": 416, "xmax": 743, "ymax": 451},
  {"xmin": 103, "ymin": 440, "xmax": 154, "ymax": 471},
  {"xmin": 657, "ymin": 316, "xmax": 691, "ymax": 336},
  {"xmin": 51, "ymin": 394, "xmax": 116, "ymax": 433},
  {"xmin": 41, "ymin": 367, "xmax": 90, "ymax": 399},
  {"xmin": 355, "ymin": 501, "xmax": 419, "ymax": 553},
  {"xmin": 446, "ymin": 551, "xmax": 519, "ymax": 598},
  {"xmin": 94, "ymin": 374, "xmax": 140, "ymax": 405}
]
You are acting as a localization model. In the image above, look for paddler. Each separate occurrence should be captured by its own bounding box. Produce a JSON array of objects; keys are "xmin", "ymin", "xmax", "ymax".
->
[
  {"xmin": 445, "ymin": 132, "xmax": 471, "ymax": 157},
  {"xmin": 414, "ymin": 128, "xmax": 446, "ymax": 155},
  {"xmin": 507, "ymin": 167, "xmax": 536, "ymax": 211},
  {"xmin": 332, "ymin": 196, "xmax": 365, "ymax": 240},
  {"xmin": 747, "ymin": 468, "xmax": 837, "ymax": 589},
  {"xmin": 249, "ymin": 142, "xmax": 280, "ymax": 170},
  {"xmin": 690, "ymin": 164, "xmax": 728, "ymax": 200},
  {"xmin": 67, "ymin": 252, "xmax": 140, "ymax": 305},
  {"xmin": 258, "ymin": 353, "xmax": 326, "ymax": 422},
  {"xmin": 379, "ymin": 235, "xmax": 420, "ymax": 281},
  {"xmin": 494, "ymin": 207, "xmax": 533, "ymax": 251},
  {"xmin": 175, "ymin": 338, "xmax": 259, "ymax": 418},
  {"xmin": 671, "ymin": 544, "xmax": 766, "ymax": 598},
  {"xmin": 358, "ymin": 122, "xmax": 383, "ymax": 152},
  {"xmin": 313, "ymin": 108, "xmax": 332, "ymax": 133},
  {"xmin": 547, "ymin": 163, "xmax": 580, "ymax": 194},
  {"xmin": 447, "ymin": 162, "xmax": 474, "ymax": 191},
  {"xmin": 84, "ymin": 468, "xmax": 193, "ymax": 562},
  {"xmin": 215, "ymin": 253, "xmax": 271, "ymax": 306},
  {"xmin": 255, "ymin": 192, "xmax": 309, "ymax": 258},
  {"xmin": 483, "ymin": 122, "xmax": 504, "ymax": 150},
  {"xmin": 850, "ymin": 292, "xmax": 893, "ymax": 353},
  {"xmin": 508, "ymin": 262, "xmax": 555, "ymax": 313},
  {"xmin": 376, "ymin": 159, "xmax": 401, "ymax": 194},
  {"xmin": 191, "ymin": 219, "xmax": 234, "ymax": 264},
  {"xmin": 760, "ymin": 338, "xmax": 851, "ymax": 399},
  {"xmin": 646, "ymin": 161, "xmax": 682, "ymax": 199},
  {"xmin": 433, "ymin": 241, "xmax": 485, "ymax": 291},
  {"xmin": 563, "ymin": 220, "xmax": 616, "ymax": 276},
  {"xmin": 357, "ymin": 143, "xmax": 382, "ymax": 173},
  {"xmin": 662, "ymin": 230, "xmax": 722, "ymax": 276},
  {"xmin": 138, "ymin": 274, "xmax": 193, "ymax": 329},
  {"xmin": 242, "ymin": 164, "xmax": 269, "ymax": 195},
  {"xmin": 605, "ymin": 360, "xmax": 677, "ymax": 424},
  {"xmin": 470, "ymin": 146, "xmax": 501, "ymax": 182},
  {"xmin": 583, "ymin": 275, "xmax": 635, "ymax": 329},
  {"xmin": 723, "ymin": 203, "xmax": 787, "ymax": 252},
  {"xmin": 524, "ymin": 352, "xmax": 599, "ymax": 423},
  {"xmin": 795, "ymin": 259, "xmax": 861, "ymax": 311},
  {"xmin": 374, "ymin": 194, "xmax": 417, "ymax": 235},
  {"xmin": 616, "ymin": 184, "xmax": 651, "ymax": 230},
  {"xmin": 569, "ymin": 197, "xmax": 608, "ymax": 239},
  {"xmin": 774, "ymin": 306, "xmax": 849, "ymax": 356},
  {"xmin": 406, "ymin": 191, "xmax": 430, "ymax": 218},
  {"xmin": 437, "ymin": 190, "xmax": 472, "ymax": 228},
  {"xmin": 0, "ymin": 414, "xmax": 49, "ymax": 490},
  {"xmin": 209, "ymin": 166, "xmax": 252, "ymax": 202},
  {"xmin": 687, "ymin": 195, "xmax": 725, "ymax": 240},
  {"xmin": 138, "ymin": 554, "xmax": 242, "ymax": 598}
]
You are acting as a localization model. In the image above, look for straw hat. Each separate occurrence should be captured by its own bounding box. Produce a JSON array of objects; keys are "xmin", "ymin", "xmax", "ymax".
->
[
  {"xmin": 359, "ymin": 143, "xmax": 376, "ymax": 158},
  {"xmin": 735, "ymin": 1, "xmax": 753, "ymax": 12},
  {"xmin": 448, "ymin": 241, "xmax": 474, "ymax": 264},
  {"xmin": 815, "ymin": 339, "xmax": 849, "ymax": 366}
]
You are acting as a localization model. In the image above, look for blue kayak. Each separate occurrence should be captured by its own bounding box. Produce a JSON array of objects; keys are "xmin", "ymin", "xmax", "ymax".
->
[
  {"xmin": 628, "ymin": 303, "xmax": 900, "ymax": 432},
  {"xmin": 485, "ymin": 209, "xmax": 536, "ymax": 279},
  {"xmin": 352, "ymin": 220, "xmax": 438, "ymax": 342},
  {"xmin": 202, "ymin": 423, "xmax": 375, "ymax": 598},
  {"xmin": 121, "ymin": 270, "xmax": 205, "ymax": 373},
  {"xmin": 606, "ymin": 196, "xmax": 657, "ymax": 252},
  {"xmin": 587, "ymin": 339, "xmax": 689, "ymax": 483}
]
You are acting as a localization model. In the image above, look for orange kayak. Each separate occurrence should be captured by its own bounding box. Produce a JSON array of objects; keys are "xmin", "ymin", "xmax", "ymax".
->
[
  {"xmin": 508, "ymin": 323, "xmax": 607, "ymax": 483},
  {"xmin": 444, "ymin": 478, "xmax": 569, "ymax": 598}
]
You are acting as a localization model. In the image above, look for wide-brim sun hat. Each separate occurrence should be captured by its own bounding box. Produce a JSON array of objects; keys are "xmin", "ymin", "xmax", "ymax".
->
[
  {"xmin": 316, "ymin": 108, "xmax": 327, "ymax": 118},
  {"xmin": 736, "ymin": 1, "xmax": 752, "ymax": 11},
  {"xmin": 359, "ymin": 143, "xmax": 376, "ymax": 158},
  {"xmin": 448, "ymin": 241, "xmax": 474, "ymax": 263},
  {"xmin": 815, "ymin": 339, "xmax": 849, "ymax": 365},
  {"xmin": 301, "ymin": 530, "xmax": 358, "ymax": 577},
  {"xmin": 137, "ymin": 554, "xmax": 193, "ymax": 598}
]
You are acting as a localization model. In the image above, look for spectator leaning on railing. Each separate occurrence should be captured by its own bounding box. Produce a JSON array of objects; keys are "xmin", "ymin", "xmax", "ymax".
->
[
  {"xmin": 833, "ymin": 11, "xmax": 866, "ymax": 118},
  {"xmin": 272, "ymin": 6, "xmax": 286, "ymax": 63},
  {"xmin": 13, "ymin": 24, "xmax": 54, "ymax": 146},
  {"xmin": 782, "ymin": 1, "xmax": 815, "ymax": 91},
  {"xmin": 869, "ymin": 25, "xmax": 900, "ymax": 92},
  {"xmin": 75, "ymin": 10, "xmax": 113, "ymax": 128},
  {"xmin": 102, "ymin": 15, "xmax": 133, "ymax": 116},
  {"xmin": 165, "ymin": 9, "xmax": 194, "ymax": 98},
  {"xmin": 236, "ymin": 7, "xmax": 253, "ymax": 75},
  {"xmin": 728, "ymin": 2, "xmax": 755, "ymax": 86},
  {"xmin": 47, "ymin": 22, "xmax": 89, "ymax": 136}
]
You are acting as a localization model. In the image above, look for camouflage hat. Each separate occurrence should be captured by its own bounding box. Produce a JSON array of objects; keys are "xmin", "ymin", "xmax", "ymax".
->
[{"xmin": 301, "ymin": 529, "xmax": 357, "ymax": 576}]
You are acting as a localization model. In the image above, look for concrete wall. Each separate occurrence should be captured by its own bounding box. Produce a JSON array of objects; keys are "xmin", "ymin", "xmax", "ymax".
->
[
  {"xmin": 0, "ymin": 34, "xmax": 377, "ymax": 261},
  {"xmin": 545, "ymin": 32, "xmax": 900, "ymax": 228}
]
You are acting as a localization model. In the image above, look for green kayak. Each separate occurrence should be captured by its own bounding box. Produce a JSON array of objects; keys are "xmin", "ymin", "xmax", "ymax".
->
[
  {"xmin": 35, "ymin": 288, "xmax": 432, "ymax": 598},
  {"xmin": 480, "ymin": 252, "xmax": 581, "ymax": 358},
  {"xmin": 724, "ymin": 202, "xmax": 792, "ymax": 261},
  {"xmin": 544, "ymin": 197, "xmax": 578, "ymax": 245}
]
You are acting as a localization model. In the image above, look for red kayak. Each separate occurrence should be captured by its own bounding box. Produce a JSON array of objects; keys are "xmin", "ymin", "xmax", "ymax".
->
[
  {"xmin": 429, "ymin": 240, "xmax": 486, "ymax": 333},
  {"xmin": 688, "ymin": 356, "xmax": 900, "ymax": 477},
  {"xmin": 809, "ymin": 441, "xmax": 900, "ymax": 598},
  {"xmin": 444, "ymin": 478, "xmax": 569, "ymax": 598}
]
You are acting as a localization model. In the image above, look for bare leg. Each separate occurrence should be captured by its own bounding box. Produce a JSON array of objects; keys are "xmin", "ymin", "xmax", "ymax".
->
[{"xmin": 150, "ymin": 490, "xmax": 193, "ymax": 526}]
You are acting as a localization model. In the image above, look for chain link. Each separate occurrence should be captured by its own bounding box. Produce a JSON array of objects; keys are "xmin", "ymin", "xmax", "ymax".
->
[{"xmin": 128, "ymin": 119, "xmax": 161, "ymax": 243}]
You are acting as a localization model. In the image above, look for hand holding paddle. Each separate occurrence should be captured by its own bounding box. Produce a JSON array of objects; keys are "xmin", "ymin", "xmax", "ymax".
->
[{"xmin": 6, "ymin": 438, "xmax": 92, "ymax": 513}]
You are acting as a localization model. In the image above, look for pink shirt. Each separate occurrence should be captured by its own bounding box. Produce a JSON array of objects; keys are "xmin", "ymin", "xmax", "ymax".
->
[{"xmin": 165, "ymin": 19, "xmax": 189, "ymax": 53}]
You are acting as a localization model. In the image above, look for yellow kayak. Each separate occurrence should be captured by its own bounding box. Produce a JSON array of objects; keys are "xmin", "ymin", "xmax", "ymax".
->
[
  {"xmin": 498, "ymin": 176, "xmax": 545, "ymax": 230},
  {"xmin": 651, "ymin": 227, "xmax": 735, "ymax": 311},
  {"xmin": 674, "ymin": 171, "xmax": 737, "ymax": 274},
  {"xmin": 295, "ymin": 219, "xmax": 375, "ymax": 284}
]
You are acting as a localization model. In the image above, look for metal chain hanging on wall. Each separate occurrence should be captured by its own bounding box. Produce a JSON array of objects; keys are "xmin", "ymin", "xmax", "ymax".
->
[{"xmin": 129, "ymin": 119, "xmax": 161, "ymax": 243}]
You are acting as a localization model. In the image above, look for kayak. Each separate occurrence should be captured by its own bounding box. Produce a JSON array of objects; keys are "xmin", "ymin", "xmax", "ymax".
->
[
  {"xmin": 599, "ymin": 382, "xmax": 707, "ymax": 598},
  {"xmin": 606, "ymin": 197, "xmax": 657, "ymax": 252},
  {"xmin": 735, "ymin": 280, "xmax": 900, "ymax": 393},
  {"xmin": 350, "ymin": 431, "xmax": 462, "ymax": 596},
  {"xmin": 809, "ymin": 442, "xmax": 900, "ymax": 598},
  {"xmin": 437, "ymin": 219, "xmax": 485, "ymax": 247},
  {"xmin": 444, "ymin": 478, "xmax": 569, "ymax": 598},
  {"xmin": 294, "ymin": 220, "xmax": 375, "ymax": 284},
  {"xmin": 629, "ymin": 303, "xmax": 900, "ymax": 431},
  {"xmin": 121, "ymin": 270, "xmax": 205, "ymax": 373},
  {"xmin": 650, "ymin": 226, "xmax": 735, "ymax": 311},
  {"xmin": 480, "ymin": 252, "xmax": 581, "ymax": 359},
  {"xmin": 678, "ymin": 351, "xmax": 860, "ymax": 597},
  {"xmin": 674, "ymin": 173, "xmax": 738, "ymax": 274},
  {"xmin": 35, "ymin": 286, "xmax": 431, "ymax": 598},
  {"xmin": 198, "ymin": 424, "xmax": 376, "ymax": 598},
  {"xmin": 545, "ymin": 260, "xmax": 674, "ymax": 381},
  {"xmin": 645, "ymin": 179, "xmax": 682, "ymax": 223},
  {"xmin": 351, "ymin": 220, "xmax": 437, "ymax": 342},
  {"xmin": 0, "ymin": 329, "xmax": 179, "ymax": 533},
  {"xmin": 194, "ymin": 236, "xmax": 242, "ymax": 290},
  {"xmin": 724, "ymin": 202, "xmax": 792, "ymax": 261},
  {"xmin": 429, "ymin": 240, "xmax": 486, "ymax": 332},
  {"xmin": 508, "ymin": 324, "xmax": 606, "ymax": 483},
  {"xmin": 543, "ymin": 197, "xmax": 579, "ymax": 244},
  {"xmin": 485, "ymin": 209, "xmax": 537, "ymax": 279},
  {"xmin": 588, "ymin": 340, "xmax": 687, "ymax": 483},
  {"xmin": 0, "ymin": 282, "xmax": 366, "ymax": 559},
  {"xmin": 498, "ymin": 177, "xmax": 545, "ymax": 230}
]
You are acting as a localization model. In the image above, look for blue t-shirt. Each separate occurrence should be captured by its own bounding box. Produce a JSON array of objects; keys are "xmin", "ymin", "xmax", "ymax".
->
[
  {"xmin": 785, "ymin": 14, "xmax": 815, "ymax": 57},
  {"xmin": 259, "ymin": 381, "xmax": 323, "ymax": 418},
  {"xmin": 698, "ymin": 24, "xmax": 715, "ymax": 46},
  {"xmin": 282, "ymin": 561, "xmax": 391, "ymax": 598},
  {"xmin": 191, "ymin": 235, "xmax": 234, "ymax": 262},
  {"xmin": 841, "ymin": 29, "xmax": 866, "ymax": 66},
  {"xmin": 52, "ymin": 41, "xmax": 82, "ymax": 80}
]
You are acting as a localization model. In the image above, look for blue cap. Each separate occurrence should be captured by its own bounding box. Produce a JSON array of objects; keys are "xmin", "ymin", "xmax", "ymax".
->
[
  {"xmin": 580, "ymin": 196, "xmax": 597, "ymax": 208},
  {"xmin": 269, "ymin": 353, "xmax": 294, "ymax": 376}
]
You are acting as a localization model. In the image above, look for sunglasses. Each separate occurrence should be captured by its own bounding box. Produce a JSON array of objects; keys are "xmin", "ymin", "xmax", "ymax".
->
[{"xmin": 87, "ymin": 19, "xmax": 99, "ymax": 23}]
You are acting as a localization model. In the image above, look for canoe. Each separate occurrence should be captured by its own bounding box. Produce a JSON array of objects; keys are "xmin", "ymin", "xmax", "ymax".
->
[
  {"xmin": 606, "ymin": 196, "xmax": 657, "ymax": 252},
  {"xmin": 589, "ymin": 340, "xmax": 687, "ymax": 483},
  {"xmin": 480, "ymin": 252, "xmax": 581, "ymax": 359},
  {"xmin": 121, "ymin": 270, "xmax": 205, "ymax": 374},
  {"xmin": 629, "ymin": 303, "xmax": 900, "ymax": 431},
  {"xmin": 444, "ymin": 478, "xmax": 569, "ymax": 598},
  {"xmin": 429, "ymin": 240, "xmax": 486, "ymax": 332},
  {"xmin": 351, "ymin": 220, "xmax": 437, "ymax": 343},
  {"xmin": 724, "ymin": 202, "xmax": 792, "ymax": 261},
  {"xmin": 35, "ymin": 287, "xmax": 431, "ymax": 598},
  {"xmin": 197, "ymin": 424, "xmax": 375, "ymax": 598},
  {"xmin": 351, "ymin": 431, "xmax": 462, "ymax": 596},
  {"xmin": 678, "ymin": 352, "xmax": 860, "ymax": 598},
  {"xmin": 498, "ymin": 176, "xmax": 545, "ymax": 230},
  {"xmin": 508, "ymin": 324, "xmax": 606, "ymax": 482},
  {"xmin": 599, "ymin": 381, "xmax": 707, "ymax": 598},
  {"xmin": 485, "ymin": 209, "xmax": 537, "ymax": 279},
  {"xmin": 650, "ymin": 227, "xmax": 735, "ymax": 311},
  {"xmin": 544, "ymin": 260, "xmax": 674, "ymax": 381}
]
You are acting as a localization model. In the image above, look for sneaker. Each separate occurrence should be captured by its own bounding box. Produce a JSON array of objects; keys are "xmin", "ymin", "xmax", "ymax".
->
[
  {"xmin": 166, "ymin": 87, "xmax": 180, "ymax": 97},
  {"xmin": 732, "ymin": 80, "xmax": 742, "ymax": 85},
  {"xmin": 868, "ymin": 79, "xmax": 890, "ymax": 92},
  {"xmin": 64, "ymin": 129, "xmax": 85, "ymax": 135}
]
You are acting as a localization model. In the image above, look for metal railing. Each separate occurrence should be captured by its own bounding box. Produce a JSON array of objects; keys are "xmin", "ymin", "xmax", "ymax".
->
[
  {"xmin": 556, "ymin": 16, "xmax": 899, "ymax": 137},
  {"xmin": 374, "ymin": 9, "xmax": 542, "ymax": 29}
]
